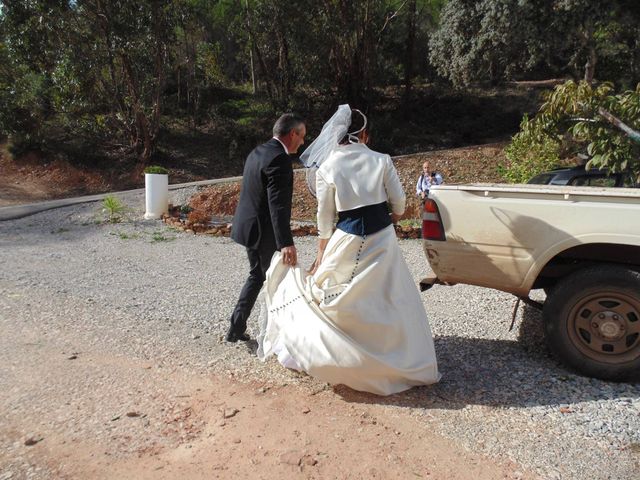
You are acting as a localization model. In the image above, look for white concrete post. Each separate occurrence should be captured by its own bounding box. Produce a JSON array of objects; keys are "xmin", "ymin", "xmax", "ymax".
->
[{"xmin": 144, "ymin": 173, "xmax": 169, "ymax": 220}]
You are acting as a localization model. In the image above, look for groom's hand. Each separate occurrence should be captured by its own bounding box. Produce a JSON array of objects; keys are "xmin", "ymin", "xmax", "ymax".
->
[{"xmin": 281, "ymin": 245, "xmax": 297, "ymax": 266}]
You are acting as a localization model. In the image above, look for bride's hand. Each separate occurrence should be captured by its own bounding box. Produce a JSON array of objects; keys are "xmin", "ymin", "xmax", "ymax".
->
[
  {"xmin": 309, "ymin": 252, "xmax": 324, "ymax": 275},
  {"xmin": 310, "ymin": 239, "xmax": 328, "ymax": 275},
  {"xmin": 309, "ymin": 259, "xmax": 319, "ymax": 275}
]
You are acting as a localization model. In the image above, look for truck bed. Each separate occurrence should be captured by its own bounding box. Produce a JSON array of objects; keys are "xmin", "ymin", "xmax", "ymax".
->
[{"xmin": 423, "ymin": 184, "xmax": 640, "ymax": 296}]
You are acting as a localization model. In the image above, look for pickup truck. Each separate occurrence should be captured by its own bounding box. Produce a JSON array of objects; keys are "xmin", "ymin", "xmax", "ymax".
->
[{"xmin": 421, "ymin": 184, "xmax": 640, "ymax": 381}]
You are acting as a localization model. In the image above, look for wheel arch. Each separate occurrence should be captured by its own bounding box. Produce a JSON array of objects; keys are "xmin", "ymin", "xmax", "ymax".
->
[{"xmin": 525, "ymin": 239, "xmax": 640, "ymax": 292}]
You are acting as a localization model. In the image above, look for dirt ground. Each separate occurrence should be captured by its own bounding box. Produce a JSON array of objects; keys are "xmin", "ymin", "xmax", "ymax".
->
[{"xmin": 1, "ymin": 321, "xmax": 533, "ymax": 480}]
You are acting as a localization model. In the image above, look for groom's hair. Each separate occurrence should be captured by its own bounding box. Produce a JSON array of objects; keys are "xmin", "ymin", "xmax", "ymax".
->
[{"xmin": 273, "ymin": 113, "xmax": 305, "ymax": 137}]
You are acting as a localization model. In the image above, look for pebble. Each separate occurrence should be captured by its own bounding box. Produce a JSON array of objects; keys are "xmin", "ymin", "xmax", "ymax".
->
[{"xmin": 223, "ymin": 408, "xmax": 239, "ymax": 419}]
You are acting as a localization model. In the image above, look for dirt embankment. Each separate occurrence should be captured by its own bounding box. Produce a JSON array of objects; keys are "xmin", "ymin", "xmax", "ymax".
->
[
  {"xmin": 0, "ymin": 143, "xmax": 507, "ymax": 216},
  {"xmin": 186, "ymin": 143, "xmax": 507, "ymax": 222}
]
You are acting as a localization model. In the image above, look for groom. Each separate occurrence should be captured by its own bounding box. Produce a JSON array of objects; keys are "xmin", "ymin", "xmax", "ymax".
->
[{"xmin": 226, "ymin": 113, "xmax": 306, "ymax": 342}]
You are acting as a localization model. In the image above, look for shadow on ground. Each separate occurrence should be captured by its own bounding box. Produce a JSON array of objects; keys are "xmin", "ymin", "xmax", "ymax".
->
[{"xmin": 334, "ymin": 305, "xmax": 640, "ymax": 409}]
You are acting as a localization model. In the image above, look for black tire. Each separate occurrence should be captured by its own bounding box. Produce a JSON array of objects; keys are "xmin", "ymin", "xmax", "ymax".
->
[{"xmin": 543, "ymin": 264, "xmax": 640, "ymax": 381}]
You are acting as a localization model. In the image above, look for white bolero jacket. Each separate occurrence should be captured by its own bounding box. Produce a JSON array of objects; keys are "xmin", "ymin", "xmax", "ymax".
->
[{"xmin": 315, "ymin": 143, "xmax": 406, "ymax": 239}]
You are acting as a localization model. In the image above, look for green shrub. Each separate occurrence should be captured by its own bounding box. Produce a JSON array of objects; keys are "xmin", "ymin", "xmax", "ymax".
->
[
  {"xmin": 151, "ymin": 230, "xmax": 175, "ymax": 242},
  {"xmin": 143, "ymin": 165, "xmax": 169, "ymax": 175},
  {"xmin": 502, "ymin": 81, "xmax": 640, "ymax": 183},
  {"xmin": 102, "ymin": 195, "xmax": 126, "ymax": 223},
  {"xmin": 500, "ymin": 115, "xmax": 561, "ymax": 184},
  {"xmin": 398, "ymin": 219, "xmax": 420, "ymax": 228}
]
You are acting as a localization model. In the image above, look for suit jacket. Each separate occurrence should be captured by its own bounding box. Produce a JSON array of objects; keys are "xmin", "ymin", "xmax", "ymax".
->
[{"xmin": 231, "ymin": 138, "xmax": 294, "ymax": 250}]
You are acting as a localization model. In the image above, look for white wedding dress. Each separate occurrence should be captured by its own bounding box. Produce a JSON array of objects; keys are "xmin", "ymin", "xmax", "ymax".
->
[{"xmin": 257, "ymin": 225, "xmax": 440, "ymax": 396}]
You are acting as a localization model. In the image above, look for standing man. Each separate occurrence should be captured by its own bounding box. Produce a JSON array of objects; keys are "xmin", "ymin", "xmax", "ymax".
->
[
  {"xmin": 226, "ymin": 113, "xmax": 306, "ymax": 342},
  {"xmin": 416, "ymin": 160, "xmax": 443, "ymax": 201}
]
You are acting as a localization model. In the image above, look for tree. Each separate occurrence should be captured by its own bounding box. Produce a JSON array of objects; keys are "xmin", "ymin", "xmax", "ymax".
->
[
  {"xmin": 429, "ymin": 0, "xmax": 640, "ymax": 88},
  {"xmin": 554, "ymin": 0, "xmax": 640, "ymax": 86},
  {"xmin": 0, "ymin": 1, "xmax": 72, "ymax": 152},
  {"xmin": 429, "ymin": 0, "xmax": 546, "ymax": 87},
  {"xmin": 502, "ymin": 80, "xmax": 640, "ymax": 183},
  {"xmin": 75, "ymin": 0, "xmax": 178, "ymax": 165},
  {"xmin": 243, "ymin": 0, "xmax": 296, "ymax": 107},
  {"xmin": 0, "ymin": 1, "xmax": 180, "ymax": 165},
  {"xmin": 395, "ymin": 0, "xmax": 445, "ymax": 101}
]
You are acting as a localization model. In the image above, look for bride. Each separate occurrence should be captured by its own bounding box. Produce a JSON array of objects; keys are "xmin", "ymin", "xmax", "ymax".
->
[{"xmin": 257, "ymin": 105, "xmax": 440, "ymax": 396}]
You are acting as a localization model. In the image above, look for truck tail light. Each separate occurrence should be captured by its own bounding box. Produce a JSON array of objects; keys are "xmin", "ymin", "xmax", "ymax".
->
[{"xmin": 422, "ymin": 199, "xmax": 446, "ymax": 241}]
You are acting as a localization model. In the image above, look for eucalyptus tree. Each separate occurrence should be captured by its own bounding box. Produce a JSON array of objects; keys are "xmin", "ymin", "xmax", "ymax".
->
[
  {"xmin": 236, "ymin": 0, "xmax": 411, "ymax": 110},
  {"xmin": 429, "ymin": 0, "xmax": 562, "ymax": 87},
  {"xmin": 554, "ymin": 0, "xmax": 640, "ymax": 86},
  {"xmin": 429, "ymin": 0, "xmax": 640, "ymax": 87},
  {"xmin": 169, "ymin": 0, "xmax": 245, "ymax": 120},
  {"xmin": 373, "ymin": 0, "xmax": 445, "ymax": 100},
  {"xmin": 71, "ymin": 0, "xmax": 179, "ymax": 165},
  {"xmin": 0, "ymin": 1, "xmax": 72, "ymax": 151}
]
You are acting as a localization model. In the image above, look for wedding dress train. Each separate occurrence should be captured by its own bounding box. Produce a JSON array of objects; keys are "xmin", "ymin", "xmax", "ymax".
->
[{"xmin": 258, "ymin": 225, "xmax": 440, "ymax": 396}]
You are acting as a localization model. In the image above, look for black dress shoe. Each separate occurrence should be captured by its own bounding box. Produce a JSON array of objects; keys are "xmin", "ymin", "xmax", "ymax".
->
[{"xmin": 225, "ymin": 330, "xmax": 251, "ymax": 343}]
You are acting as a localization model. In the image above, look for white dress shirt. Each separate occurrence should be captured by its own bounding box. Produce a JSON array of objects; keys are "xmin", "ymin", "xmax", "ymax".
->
[
  {"xmin": 273, "ymin": 137, "xmax": 289, "ymax": 154},
  {"xmin": 315, "ymin": 143, "xmax": 406, "ymax": 239}
]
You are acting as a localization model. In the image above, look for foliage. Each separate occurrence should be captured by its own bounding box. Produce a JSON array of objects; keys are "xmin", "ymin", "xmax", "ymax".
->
[
  {"xmin": 429, "ymin": 0, "xmax": 640, "ymax": 87},
  {"xmin": 2, "ymin": 0, "xmax": 639, "ymax": 172},
  {"xmin": 398, "ymin": 218, "xmax": 421, "ymax": 228},
  {"xmin": 0, "ymin": 0, "xmax": 448, "ymax": 146},
  {"xmin": 151, "ymin": 230, "xmax": 175, "ymax": 242},
  {"xmin": 1, "ymin": 0, "xmax": 179, "ymax": 164},
  {"xmin": 501, "ymin": 115, "xmax": 561, "ymax": 183},
  {"xmin": 143, "ymin": 165, "xmax": 170, "ymax": 175},
  {"xmin": 110, "ymin": 231, "xmax": 141, "ymax": 240},
  {"xmin": 102, "ymin": 195, "xmax": 126, "ymax": 223},
  {"xmin": 555, "ymin": 81, "xmax": 640, "ymax": 175},
  {"xmin": 502, "ymin": 80, "xmax": 640, "ymax": 183}
]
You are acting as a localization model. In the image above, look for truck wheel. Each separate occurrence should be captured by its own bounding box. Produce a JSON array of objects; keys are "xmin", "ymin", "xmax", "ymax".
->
[{"xmin": 543, "ymin": 264, "xmax": 640, "ymax": 381}]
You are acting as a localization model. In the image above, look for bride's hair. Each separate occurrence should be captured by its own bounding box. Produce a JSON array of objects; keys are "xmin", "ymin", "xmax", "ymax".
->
[{"xmin": 339, "ymin": 108, "xmax": 368, "ymax": 145}]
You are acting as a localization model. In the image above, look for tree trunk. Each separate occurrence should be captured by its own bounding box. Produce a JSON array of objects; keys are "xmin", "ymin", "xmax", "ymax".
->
[
  {"xmin": 403, "ymin": 0, "xmax": 417, "ymax": 103},
  {"xmin": 149, "ymin": 2, "xmax": 167, "ymax": 146},
  {"xmin": 275, "ymin": 18, "xmax": 292, "ymax": 106},
  {"xmin": 581, "ymin": 20, "xmax": 597, "ymax": 85},
  {"xmin": 584, "ymin": 46, "xmax": 597, "ymax": 85},
  {"xmin": 244, "ymin": 3, "xmax": 276, "ymax": 102},
  {"xmin": 598, "ymin": 107, "xmax": 640, "ymax": 143},
  {"xmin": 244, "ymin": 0, "xmax": 256, "ymax": 94},
  {"xmin": 121, "ymin": 54, "xmax": 152, "ymax": 165},
  {"xmin": 324, "ymin": 0, "xmax": 373, "ymax": 109},
  {"xmin": 94, "ymin": 1, "xmax": 136, "ymax": 146}
]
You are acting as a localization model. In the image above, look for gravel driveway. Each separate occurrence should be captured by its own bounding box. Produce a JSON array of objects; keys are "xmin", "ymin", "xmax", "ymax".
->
[{"xmin": 0, "ymin": 188, "xmax": 638, "ymax": 480}]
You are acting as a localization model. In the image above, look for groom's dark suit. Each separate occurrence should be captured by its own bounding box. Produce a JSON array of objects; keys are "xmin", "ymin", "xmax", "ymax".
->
[{"xmin": 228, "ymin": 138, "xmax": 294, "ymax": 339}]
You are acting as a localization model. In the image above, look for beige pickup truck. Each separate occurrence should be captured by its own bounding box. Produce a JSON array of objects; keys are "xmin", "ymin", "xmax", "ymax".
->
[{"xmin": 421, "ymin": 183, "xmax": 640, "ymax": 381}]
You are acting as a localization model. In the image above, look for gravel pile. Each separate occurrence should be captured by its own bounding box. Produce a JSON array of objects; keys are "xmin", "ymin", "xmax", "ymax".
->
[{"xmin": 0, "ymin": 189, "xmax": 638, "ymax": 480}]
